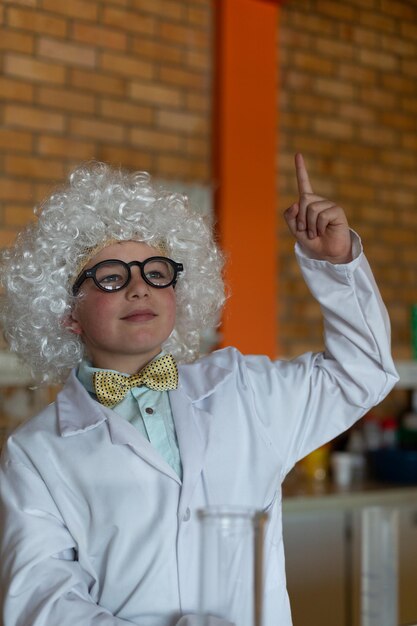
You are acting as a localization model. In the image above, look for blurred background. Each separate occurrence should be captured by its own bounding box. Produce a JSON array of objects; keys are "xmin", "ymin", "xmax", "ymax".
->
[{"xmin": 1, "ymin": 1, "xmax": 417, "ymax": 624}]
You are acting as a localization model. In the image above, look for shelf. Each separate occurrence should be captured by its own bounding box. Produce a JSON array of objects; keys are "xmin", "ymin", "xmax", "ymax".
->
[
  {"xmin": 0, "ymin": 351, "xmax": 34, "ymax": 387},
  {"xmin": 395, "ymin": 361, "xmax": 417, "ymax": 389}
]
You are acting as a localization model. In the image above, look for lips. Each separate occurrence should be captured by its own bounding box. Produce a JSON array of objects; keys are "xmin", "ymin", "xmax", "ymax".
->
[{"xmin": 121, "ymin": 309, "xmax": 156, "ymax": 322}]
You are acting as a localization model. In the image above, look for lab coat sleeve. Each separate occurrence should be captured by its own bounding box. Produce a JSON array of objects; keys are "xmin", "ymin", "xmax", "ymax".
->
[
  {"xmin": 0, "ymin": 457, "xmax": 138, "ymax": 626},
  {"xmin": 242, "ymin": 232, "xmax": 398, "ymax": 476}
]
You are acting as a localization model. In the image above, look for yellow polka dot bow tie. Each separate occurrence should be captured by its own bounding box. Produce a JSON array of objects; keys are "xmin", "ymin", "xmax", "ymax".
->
[{"xmin": 93, "ymin": 353, "xmax": 178, "ymax": 408}]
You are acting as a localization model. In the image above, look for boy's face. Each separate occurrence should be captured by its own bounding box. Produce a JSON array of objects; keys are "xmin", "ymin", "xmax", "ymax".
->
[{"xmin": 69, "ymin": 241, "xmax": 177, "ymax": 373}]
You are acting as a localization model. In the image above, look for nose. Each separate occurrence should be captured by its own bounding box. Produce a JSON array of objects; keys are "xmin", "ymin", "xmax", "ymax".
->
[{"xmin": 125, "ymin": 266, "xmax": 150, "ymax": 298}]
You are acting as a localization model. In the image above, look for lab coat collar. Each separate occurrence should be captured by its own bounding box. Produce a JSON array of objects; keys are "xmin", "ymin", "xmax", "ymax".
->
[
  {"xmin": 57, "ymin": 352, "xmax": 234, "ymax": 436},
  {"xmin": 58, "ymin": 370, "xmax": 107, "ymax": 436},
  {"xmin": 57, "ymin": 354, "xmax": 234, "ymax": 497},
  {"xmin": 57, "ymin": 372, "xmax": 181, "ymax": 483},
  {"xmin": 175, "ymin": 352, "xmax": 233, "ymax": 403}
]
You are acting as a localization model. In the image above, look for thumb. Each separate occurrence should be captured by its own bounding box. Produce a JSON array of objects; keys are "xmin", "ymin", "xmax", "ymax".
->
[{"xmin": 284, "ymin": 202, "xmax": 299, "ymax": 238}]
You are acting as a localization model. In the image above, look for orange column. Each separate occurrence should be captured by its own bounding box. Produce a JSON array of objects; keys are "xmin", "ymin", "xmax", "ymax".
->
[{"xmin": 214, "ymin": 0, "xmax": 281, "ymax": 357}]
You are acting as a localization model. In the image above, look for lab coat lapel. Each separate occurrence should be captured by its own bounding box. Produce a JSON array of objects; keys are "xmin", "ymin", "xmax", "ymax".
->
[
  {"xmin": 170, "ymin": 354, "xmax": 234, "ymax": 514},
  {"xmin": 169, "ymin": 386, "xmax": 210, "ymax": 514},
  {"xmin": 58, "ymin": 355, "xmax": 234, "ymax": 497},
  {"xmin": 107, "ymin": 413, "xmax": 181, "ymax": 484},
  {"xmin": 58, "ymin": 371, "xmax": 180, "ymax": 484}
]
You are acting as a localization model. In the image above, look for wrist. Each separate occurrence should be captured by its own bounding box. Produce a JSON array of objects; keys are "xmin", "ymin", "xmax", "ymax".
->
[{"xmin": 323, "ymin": 250, "xmax": 353, "ymax": 264}]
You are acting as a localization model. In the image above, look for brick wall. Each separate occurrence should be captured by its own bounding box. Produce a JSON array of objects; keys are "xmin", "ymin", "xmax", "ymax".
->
[
  {"xmin": 0, "ymin": 0, "xmax": 212, "ymax": 249},
  {"xmin": 279, "ymin": 0, "xmax": 417, "ymax": 385},
  {"xmin": 1, "ymin": 0, "xmax": 417, "ymax": 403}
]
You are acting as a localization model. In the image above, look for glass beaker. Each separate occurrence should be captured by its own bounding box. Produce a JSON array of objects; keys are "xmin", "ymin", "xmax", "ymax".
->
[
  {"xmin": 361, "ymin": 506, "xmax": 398, "ymax": 626},
  {"xmin": 197, "ymin": 506, "xmax": 268, "ymax": 626}
]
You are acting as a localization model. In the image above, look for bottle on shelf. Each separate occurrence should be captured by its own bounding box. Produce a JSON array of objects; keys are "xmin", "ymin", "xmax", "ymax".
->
[
  {"xmin": 398, "ymin": 390, "xmax": 417, "ymax": 451},
  {"xmin": 380, "ymin": 417, "xmax": 398, "ymax": 449}
]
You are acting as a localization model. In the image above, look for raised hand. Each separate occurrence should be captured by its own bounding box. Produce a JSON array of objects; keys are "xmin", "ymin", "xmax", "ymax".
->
[{"xmin": 284, "ymin": 153, "xmax": 352, "ymax": 263}]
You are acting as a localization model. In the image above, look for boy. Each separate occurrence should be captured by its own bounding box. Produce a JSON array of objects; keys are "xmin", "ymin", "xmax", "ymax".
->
[{"xmin": 0, "ymin": 154, "xmax": 398, "ymax": 625}]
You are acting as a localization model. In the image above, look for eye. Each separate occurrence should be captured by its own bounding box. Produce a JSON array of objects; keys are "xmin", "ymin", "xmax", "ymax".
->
[
  {"xmin": 94, "ymin": 262, "xmax": 128, "ymax": 289},
  {"xmin": 146, "ymin": 269, "xmax": 166, "ymax": 280},
  {"xmin": 101, "ymin": 273, "xmax": 124, "ymax": 284},
  {"xmin": 144, "ymin": 260, "xmax": 173, "ymax": 284}
]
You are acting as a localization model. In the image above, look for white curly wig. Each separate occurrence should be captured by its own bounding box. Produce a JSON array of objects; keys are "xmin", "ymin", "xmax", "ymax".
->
[{"xmin": 0, "ymin": 162, "xmax": 225, "ymax": 384}]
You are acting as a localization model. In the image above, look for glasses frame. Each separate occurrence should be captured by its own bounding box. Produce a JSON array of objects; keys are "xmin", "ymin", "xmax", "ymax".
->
[{"xmin": 72, "ymin": 256, "xmax": 184, "ymax": 295}]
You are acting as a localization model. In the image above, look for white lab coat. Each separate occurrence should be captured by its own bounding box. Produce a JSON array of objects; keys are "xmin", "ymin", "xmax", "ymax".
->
[{"xmin": 0, "ymin": 240, "xmax": 398, "ymax": 626}]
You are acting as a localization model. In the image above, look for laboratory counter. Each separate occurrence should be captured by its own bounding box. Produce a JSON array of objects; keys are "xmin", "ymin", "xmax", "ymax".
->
[
  {"xmin": 282, "ymin": 473, "xmax": 417, "ymax": 513},
  {"xmin": 282, "ymin": 473, "xmax": 417, "ymax": 626}
]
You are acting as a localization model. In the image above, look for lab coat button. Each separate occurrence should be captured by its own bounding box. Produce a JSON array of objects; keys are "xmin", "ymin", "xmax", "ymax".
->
[
  {"xmin": 183, "ymin": 508, "xmax": 191, "ymax": 522},
  {"xmin": 145, "ymin": 407, "xmax": 154, "ymax": 415}
]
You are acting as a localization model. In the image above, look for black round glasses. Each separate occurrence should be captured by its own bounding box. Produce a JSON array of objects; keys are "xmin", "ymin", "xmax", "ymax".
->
[{"xmin": 72, "ymin": 257, "xmax": 184, "ymax": 295}]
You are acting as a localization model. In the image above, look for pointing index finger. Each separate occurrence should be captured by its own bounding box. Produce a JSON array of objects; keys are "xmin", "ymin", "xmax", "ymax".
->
[{"xmin": 295, "ymin": 153, "xmax": 314, "ymax": 195}]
